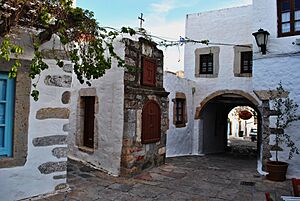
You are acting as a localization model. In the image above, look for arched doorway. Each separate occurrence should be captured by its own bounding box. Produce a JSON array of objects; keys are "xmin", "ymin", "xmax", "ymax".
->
[
  {"xmin": 197, "ymin": 91, "xmax": 261, "ymax": 158},
  {"xmin": 227, "ymin": 106, "xmax": 258, "ymax": 157}
]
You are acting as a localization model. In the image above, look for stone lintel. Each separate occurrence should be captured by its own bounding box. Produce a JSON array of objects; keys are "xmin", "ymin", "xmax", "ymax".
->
[
  {"xmin": 79, "ymin": 88, "xmax": 97, "ymax": 97},
  {"xmin": 36, "ymin": 108, "xmax": 70, "ymax": 119}
]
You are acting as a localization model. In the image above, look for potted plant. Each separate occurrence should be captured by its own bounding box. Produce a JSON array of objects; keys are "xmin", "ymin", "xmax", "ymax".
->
[{"xmin": 266, "ymin": 83, "xmax": 300, "ymax": 181}]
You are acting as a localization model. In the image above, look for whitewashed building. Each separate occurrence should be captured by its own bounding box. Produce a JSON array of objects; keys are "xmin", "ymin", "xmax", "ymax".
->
[
  {"xmin": 165, "ymin": 0, "xmax": 300, "ymax": 178},
  {"xmin": 0, "ymin": 33, "xmax": 170, "ymax": 200},
  {"xmin": 0, "ymin": 33, "xmax": 71, "ymax": 201}
]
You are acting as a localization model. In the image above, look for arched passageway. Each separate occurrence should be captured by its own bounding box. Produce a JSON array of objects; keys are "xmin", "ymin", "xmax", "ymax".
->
[{"xmin": 198, "ymin": 92, "xmax": 261, "ymax": 158}]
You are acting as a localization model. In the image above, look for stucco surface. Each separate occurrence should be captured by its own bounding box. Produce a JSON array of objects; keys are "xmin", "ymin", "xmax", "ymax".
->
[
  {"xmin": 164, "ymin": 72, "xmax": 197, "ymax": 157},
  {"xmin": 252, "ymin": 0, "xmax": 300, "ymax": 178},
  {"xmin": 68, "ymin": 40, "xmax": 125, "ymax": 176},
  {"xmin": 0, "ymin": 60, "xmax": 69, "ymax": 201}
]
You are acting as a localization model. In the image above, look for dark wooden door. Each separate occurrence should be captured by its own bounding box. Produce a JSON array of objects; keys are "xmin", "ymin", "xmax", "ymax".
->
[
  {"xmin": 142, "ymin": 57, "xmax": 156, "ymax": 87},
  {"xmin": 142, "ymin": 100, "xmax": 161, "ymax": 144},
  {"xmin": 83, "ymin": 96, "xmax": 95, "ymax": 148}
]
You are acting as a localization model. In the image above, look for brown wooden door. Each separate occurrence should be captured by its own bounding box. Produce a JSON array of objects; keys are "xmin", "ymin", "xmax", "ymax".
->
[
  {"xmin": 142, "ymin": 100, "xmax": 161, "ymax": 144},
  {"xmin": 142, "ymin": 57, "xmax": 157, "ymax": 87},
  {"xmin": 83, "ymin": 96, "xmax": 95, "ymax": 148}
]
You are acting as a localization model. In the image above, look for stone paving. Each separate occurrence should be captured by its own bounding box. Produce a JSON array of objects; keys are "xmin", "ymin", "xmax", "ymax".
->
[{"xmin": 35, "ymin": 154, "xmax": 293, "ymax": 201}]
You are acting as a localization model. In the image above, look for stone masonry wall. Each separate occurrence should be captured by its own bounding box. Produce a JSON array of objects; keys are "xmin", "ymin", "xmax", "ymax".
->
[{"xmin": 121, "ymin": 38, "xmax": 169, "ymax": 176}]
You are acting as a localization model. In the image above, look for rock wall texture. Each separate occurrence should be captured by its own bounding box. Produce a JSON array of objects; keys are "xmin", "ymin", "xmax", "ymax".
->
[{"xmin": 120, "ymin": 38, "xmax": 169, "ymax": 176}]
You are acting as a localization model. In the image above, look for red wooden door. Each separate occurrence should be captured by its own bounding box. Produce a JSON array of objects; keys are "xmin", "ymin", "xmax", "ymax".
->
[
  {"xmin": 142, "ymin": 100, "xmax": 161, "ymax": 144},
  {"xmin": 142, "ymin": 57, "xmax": 156, "ymax": 87}
]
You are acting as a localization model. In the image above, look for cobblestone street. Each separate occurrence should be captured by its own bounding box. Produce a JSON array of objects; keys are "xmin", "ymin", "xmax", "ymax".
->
[{"xmin": 32, "ymin": 154, "xmax": 293, "ymax": 201}]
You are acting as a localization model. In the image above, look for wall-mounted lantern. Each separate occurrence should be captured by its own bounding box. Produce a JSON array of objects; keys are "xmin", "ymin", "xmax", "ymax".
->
[{"xmin": 252, "ymin": 28, "xmax": 270, "ymax": 55}]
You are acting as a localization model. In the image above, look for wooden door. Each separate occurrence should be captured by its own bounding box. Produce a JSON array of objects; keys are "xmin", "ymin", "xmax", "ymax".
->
[
  {"xmin": 83, "ymin": 96, "xmax": 95, "ymax": 148},
  {"xmin": 142, "ymin": 100, "xmax": 161, "ymax": 144}
]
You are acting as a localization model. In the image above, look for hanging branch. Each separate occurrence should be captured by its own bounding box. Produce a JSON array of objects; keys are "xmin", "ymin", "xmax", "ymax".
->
[{"xmin": 1, "ymin": 0, "xmax": 253, "ymax": 101}]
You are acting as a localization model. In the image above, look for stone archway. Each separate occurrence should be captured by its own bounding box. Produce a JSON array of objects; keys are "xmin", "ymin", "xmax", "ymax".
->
[
  {"xmin": 195, "ymin": 90, "xmax": 259, "ymax": 119},
  {"xmin": 195, "ymin": 90, "xmax": 264, "ymax": 165}
]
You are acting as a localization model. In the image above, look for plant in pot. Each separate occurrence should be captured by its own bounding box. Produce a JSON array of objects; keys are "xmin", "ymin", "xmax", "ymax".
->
[{"xmin": 266, "ymin": 83, "xmax": 300, "ymax": 181}]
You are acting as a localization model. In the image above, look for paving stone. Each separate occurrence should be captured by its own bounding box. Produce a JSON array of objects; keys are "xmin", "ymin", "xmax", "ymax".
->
[
  {"xmin": 78, "ymin": 173, "xmax": 93, "ymax": 178},
  {"xmin": 35, "ymin": 154, "xmax": 293, "ymax": 201},
  {"xmin": 108, "ymin": 183, "xmax": 133, "ymax": 192}
]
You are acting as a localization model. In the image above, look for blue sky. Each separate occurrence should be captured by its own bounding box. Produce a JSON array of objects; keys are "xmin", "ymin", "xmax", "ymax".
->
[{"xmin": 76, "ymin": 0, "xmax": 252, "ymax": 71}]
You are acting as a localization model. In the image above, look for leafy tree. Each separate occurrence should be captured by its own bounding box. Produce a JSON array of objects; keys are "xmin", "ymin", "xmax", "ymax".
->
[
  {"xmin": 0, "ymin": 0, "xmax": 136, "ymax": 100},
  {"xmin": 270, "ymin": 83, "xmax": 300, "ymax": 161}
]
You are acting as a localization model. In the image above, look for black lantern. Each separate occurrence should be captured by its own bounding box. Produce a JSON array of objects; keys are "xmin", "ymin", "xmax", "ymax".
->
[{"xmin": 252, "ymin": 28, "xmax": 270, "ymax": 55}]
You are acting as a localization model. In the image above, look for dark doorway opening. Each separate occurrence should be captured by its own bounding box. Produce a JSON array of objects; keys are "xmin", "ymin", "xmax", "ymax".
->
[{"xmin": 199, "ymin": 93, "xmax": 261, "ymax": 159}]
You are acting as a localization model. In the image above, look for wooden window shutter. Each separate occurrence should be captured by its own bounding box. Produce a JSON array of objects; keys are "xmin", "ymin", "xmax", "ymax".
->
[
  {"xmin": 83, "ymin": 96, "xmax": 95, "ymax": 148},
  {"xmin": 240, "ymin": 51, "xmax": 253, "ymax": 73},
  {"xmin": 0, "ymin": 73, "xmax": 14, "ymax": 157},
  {"xmin": 277, "ymin": 0, "xmax": 300, "ymax": 37},
  {"xmin": 142, "ymin": 100, "xmax": 161, "ymax": 144},
  {"xmin": 142, "ymin": 57, "xmax": 157, "ymax": 86},
  {"xmin": 200, "ymin": 54, "xmax": 213, "ymax": 74}
]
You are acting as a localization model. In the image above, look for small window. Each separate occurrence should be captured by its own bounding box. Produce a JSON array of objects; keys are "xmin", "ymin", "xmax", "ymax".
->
[
  {"xmin": 240, "ymin": 51, "xmax": 253, "ymax": 74},
  {"xmin": 277, "ymin": 0, "xmax": 300, "ymax": 37},
  {"xmin": 142, "ymin": 57, "xmax": 157, "ymax": 87},
  {"xmin": 200, "ymin": 54, "xmax": 213, "ymax": 74},
  {"xmin": 0, "ymin": 73, "xmax": 14, "ymax": 157},
  {"xmin": 175, "ymin": 99, "xmax": 185, "ymax": 124},
  {"xmin": 83, "ymin": 96, "xmax": 95, "ymax": 148},
  {"xmin": 173, "ymin": 92, "xmax": 187, "ymax": 127}
]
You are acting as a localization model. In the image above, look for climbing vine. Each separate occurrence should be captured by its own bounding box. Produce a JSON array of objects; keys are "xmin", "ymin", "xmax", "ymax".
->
[
  {"xmin": 0, "ymin": 0, "xmax": 137, "ymax": 100},
  {"xmin": 0, "ymin": 0, "xmax": 211, "ymax": 101}
]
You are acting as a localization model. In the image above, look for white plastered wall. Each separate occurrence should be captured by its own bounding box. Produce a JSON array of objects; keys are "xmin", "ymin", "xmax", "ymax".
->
[
  {"xmin": 164, "ymin": 72, "xmax": 197, "ymax": 157},
  {"xmin": 180, "ymin": 6, "xmax": 258, "ymax": 156},
  {"xmin": 68, "ymin": 39, "xmax": 125, "ymax": 176},
  {"xmin": 253, "ymin": 0, "xmax": 300, "ymax": 178},
  {"xmin": 0, "ymin": 35, "xmax": 69, "ymax": 201}
]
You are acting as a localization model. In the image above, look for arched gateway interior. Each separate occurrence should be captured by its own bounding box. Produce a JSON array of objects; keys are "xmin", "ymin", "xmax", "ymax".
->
[{"xmin": 199, "ymin": 93, "xmax": 261, "ymax": 157}]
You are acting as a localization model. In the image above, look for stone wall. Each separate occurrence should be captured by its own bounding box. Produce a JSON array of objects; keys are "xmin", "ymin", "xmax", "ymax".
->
[{"xmin": 120, "ymin": 38, "xmax": 169, "ymax": 176}]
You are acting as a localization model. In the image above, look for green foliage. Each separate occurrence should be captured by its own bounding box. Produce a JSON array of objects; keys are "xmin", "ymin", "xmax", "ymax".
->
[
  {"xmin": 1, "ymin": 0, "xmax": 139, "ymax": 100},
  {"xmin": 0, "ymin": 0, "xmax": 208, "ymax": 101},
  {"xmin": 270, "ymin": 82, "xmax": 300, "ymax": 160}
]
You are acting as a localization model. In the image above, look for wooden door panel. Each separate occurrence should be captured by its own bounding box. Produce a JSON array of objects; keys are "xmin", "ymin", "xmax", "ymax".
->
[{"xmin": 142, "ymin": 100, "xmax": 161, "ymax": 144}]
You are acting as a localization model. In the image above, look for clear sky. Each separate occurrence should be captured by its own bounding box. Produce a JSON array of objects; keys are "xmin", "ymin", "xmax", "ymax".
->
[{"xmin": 77, "ymin": 0, "xmax": 252, "ymax": 72}]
